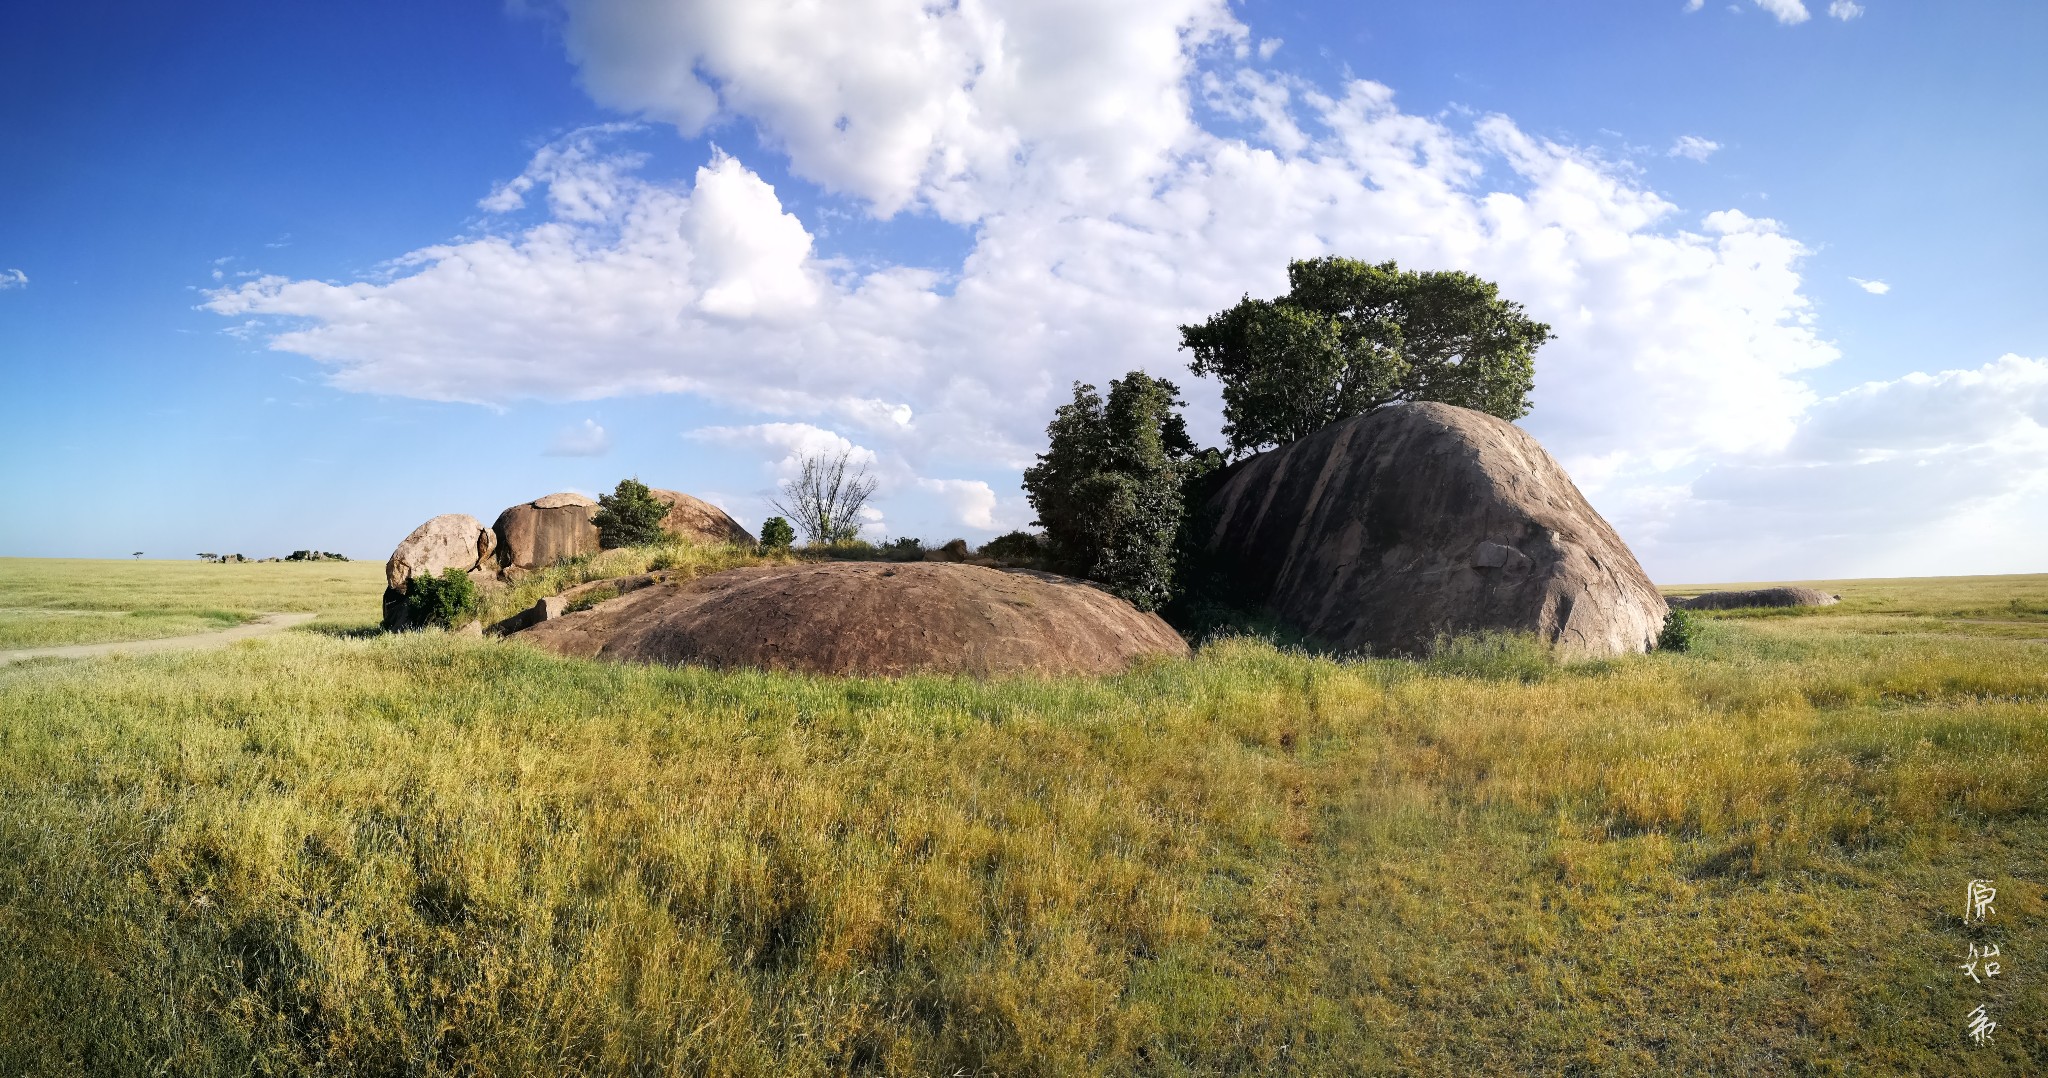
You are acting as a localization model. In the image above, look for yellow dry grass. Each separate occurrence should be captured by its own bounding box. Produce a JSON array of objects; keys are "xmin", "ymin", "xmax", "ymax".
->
[{"xmin": 0, "ymin": 569, "xmax": 2043, "ymax": 1074}]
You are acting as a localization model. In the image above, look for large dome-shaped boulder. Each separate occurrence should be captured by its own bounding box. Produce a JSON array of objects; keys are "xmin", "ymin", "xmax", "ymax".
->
[
  {"xmin": 1197, "ymin": 402, "xmax": 1666, "ymax": 658},
  {"xmin": 383, "ymin": 513, "xmax": 495, "ymax": 628},
  {"xmin": 509, "ymin": 562, "xmax": 1189, "ymax": 677},
  {"xmin": 1675, "ymin": 587, "xmax": 1839, "ymax": 611},
  {"xmin": 493, "ymin": 492, "xmax": 601, "ymax": 571},
  {"xmin": 649, "ymin": 488, "xmax": 755, "ymax": 546}
]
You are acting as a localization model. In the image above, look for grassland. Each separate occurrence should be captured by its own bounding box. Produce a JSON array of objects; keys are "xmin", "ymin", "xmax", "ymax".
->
[
  {"xmin": 0, "ymin": 558, "xmax": 384, "ymax": 646},
  {"xmin": 0, "ymin": 567, "xmax": 2044, "ymax": 1074}
]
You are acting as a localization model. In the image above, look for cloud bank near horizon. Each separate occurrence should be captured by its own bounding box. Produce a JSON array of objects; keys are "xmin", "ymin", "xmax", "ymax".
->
[{"xmin": 201, "ymin": 0, "xmax": 2039, "ymax": 580}]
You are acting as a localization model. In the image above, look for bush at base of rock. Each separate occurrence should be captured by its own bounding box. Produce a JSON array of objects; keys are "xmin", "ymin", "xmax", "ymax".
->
[
  {"xmin": 403, "ymin": 568, "xmax": 480, "ymax": 630},
  {"xmin": 1658, "ymin": 609, "xmax": 1700, "ymax": 653}
]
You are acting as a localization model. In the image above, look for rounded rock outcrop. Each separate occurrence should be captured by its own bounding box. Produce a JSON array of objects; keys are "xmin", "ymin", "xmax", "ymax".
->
[
  {"xmin": 508, "ymin": 561, "xmax": 1189, "ymax": 677},
  {"xmin": 649, "ymin": 488, "xmax": 756, "ymax": 547},
  {"xmin": 383, "ymin": 513, "xmax": 495, "ymax": 629},
  {"xmin": 1197, "ymin": 402, "xmax": 1667, "ymax": 658},
  {"xmin": 1673, "ymin": 587, "xmax": 1840, "ymax": 611},
  {"xmin": 493, "ymin": 492, "xmax": 601, "ymax": 571}
]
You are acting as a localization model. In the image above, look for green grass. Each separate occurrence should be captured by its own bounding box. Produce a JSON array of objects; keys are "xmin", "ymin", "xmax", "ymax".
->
[
  {"xmin": 0, "ymin": 558, "xmax": 385, "ymax": 646},
  {"xmin": 0, "ymin": 572, "xmax": 2044, "ymax": 1074}
]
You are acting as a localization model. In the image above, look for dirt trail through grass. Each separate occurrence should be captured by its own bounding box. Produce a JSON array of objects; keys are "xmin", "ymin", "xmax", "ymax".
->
[{"xmin": 0, "ymin": 612, "xmax": 316, "ymax": 665}]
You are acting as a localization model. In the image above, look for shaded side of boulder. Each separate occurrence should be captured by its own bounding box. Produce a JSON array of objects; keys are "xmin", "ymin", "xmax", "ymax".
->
[
  {"xmin": 1677, "ymin": 587, "xmax": 1840, "ymax": 611},
  {"xmin": 1198, "ymin": 402, "xmax": 1667, "ymax": 658},
  {"xmin": 493, "ymin": 493, "xmax": 600, "ymax": 571},
  {"xmin": 508, "ymin": 562, "xmax": 1189, "ymax": 678},
  {"xmin": 382, "ymin": 513, "xmax": 495, "ymax": 629},
  {"xmin": 649, "ymin": 489, "xmax": 756, "ymax": 547}
]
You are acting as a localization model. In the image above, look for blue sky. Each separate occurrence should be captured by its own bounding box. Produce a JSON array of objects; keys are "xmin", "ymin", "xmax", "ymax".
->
[{"xmin": 3, "ymin": 0, "xmax": 2043, "ymax": 581}]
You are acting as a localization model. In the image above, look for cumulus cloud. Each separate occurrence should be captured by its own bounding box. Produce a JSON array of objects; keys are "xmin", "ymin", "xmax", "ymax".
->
[
  {"xmin": 1827, "ymin": 0, "xmax": 1864, "ymax": 19},
  {"xmin": 545, "ymin": 418, "xmax": 613, "ymax": 456},
  {"xmin": 555, "ymin": 0, "xmax": 1242, "ymax": 219},
  {"xmin": 1654, "ymin": 356, "xmax": 2048, "ymax": 579},
  {"xmin": 204, "ymin": 0, "xmax": 2026, "ymax": 576},
  {"xmin": 916, "ymin": 477, "xmax": 1001, "ymax": 530},
  {"xmin": 1669, "ymin": 135, "xmax": 1721, "ymax": 162},
  {"xmin": 1850, "ymin": 276, "xmax": 1890, "ymax": 294},
  {"xmin": 1684, "ymin": 0, "xmax": 1704, "ymax": 10},
  {"xmin": 1754, "ymin": 0, "xmax": 1811, "ymax": 23},
  {"xmin": 0, "ymin": 268, "xmax": 26, "ymax": 290}
]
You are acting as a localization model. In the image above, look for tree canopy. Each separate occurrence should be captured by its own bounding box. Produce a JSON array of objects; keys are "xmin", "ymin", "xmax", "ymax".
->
[
  {"xmin": 774, "ymin": 450, "xmax": 877, "ymax": 546},
  {"xmin": 1179, "ymin": 257, "xmax": 1552, "ymax": 457},
  {"xmin": 593, "ymin": 478, "xmax": 670, "ymax": 548},
  {"xmin": 1022, "ymin": 371, "xmax": 1212, "ymax": 611}
]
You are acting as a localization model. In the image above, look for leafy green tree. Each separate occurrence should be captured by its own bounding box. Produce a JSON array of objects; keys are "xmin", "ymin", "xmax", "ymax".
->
[
  {"xmin": 593, "ymin": 478, "xmax": 670, "ymax": 548},
  {"xmin": 758, "ymin": 516, "xmax": 796, "ymax": 552},
  {"xmin": 1023, "ymin": 371, "xmax": 1210, "ymax": 611},
  {"xmin": 1180, "ymin": 257, "xmax": 1553, "ymax": 456}
]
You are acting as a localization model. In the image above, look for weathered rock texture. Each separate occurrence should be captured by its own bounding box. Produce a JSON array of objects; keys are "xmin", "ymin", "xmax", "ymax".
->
[
  {"xmin": 1199, "ymin": 402, "xmax": 1666, "ymax": 658},
  {"xmin": 493, "ymin": 493, "xmax": 601, "ymax": 571},
  {"xmin": 509, "ymin": 562, "xmax": 1189, "ymax": 677},
  {"xmin": 650, "ymin": 489, "xmax": 756, "ymax": 547},
  {"xmin": 1674, "ymin": 587, "xmax": 1840, "ymax": 611},
  {"xmin": 382, "ymin": 514, "xmax": 495, "ymax": 629}
]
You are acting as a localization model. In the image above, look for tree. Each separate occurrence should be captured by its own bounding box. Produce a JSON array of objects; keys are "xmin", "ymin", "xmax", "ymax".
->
[
  {"xmin": 758, "ymin": 516, "xmax": 796, "ymax": 551},
  {"xmin": 774, "ymin": 451, "xmax": 877, "ymax": 545},
  {"xmin": 593, "ymin": 478, "xmax": 670, "ymax": 548},
  {"xmin": 1179, "ymin": 257, "xmax": 1553, "ymax": 457},
  {"xmin": 1022, "ymin": 371, "xmax": 1210, "ymax": 611}
]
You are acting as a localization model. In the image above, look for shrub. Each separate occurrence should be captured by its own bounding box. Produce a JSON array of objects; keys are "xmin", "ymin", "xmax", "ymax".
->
[
  {"xmin": 1023, "ymin": 372, "xmax": 1208, "ymax": 611},
  {"xmin": 881, "ymin": 536, "xmax": 925, "ymax": 561},
  {"xmin": 758, "ymin": 516, "xmax": 795, "ymax": 552},
  {"xmin": 404, "ymin": 568, "xmax": 480, "ymax": 630},
  {"xmin": 1659, "ymin": 608, "xmax": 1701, "ymax": 653},
  {"xmin": 977, "ymin": 530, "xmax": 1049, "ymax": 567},
  {"xmin": 593, "ymin": 479, "xmax": 670, "ymax": 548}
]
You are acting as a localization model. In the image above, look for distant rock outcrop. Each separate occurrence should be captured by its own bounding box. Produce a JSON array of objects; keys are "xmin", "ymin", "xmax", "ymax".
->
[
  {"xmin": 507, "ymin": 562, "xmax": 1189, "ymax": 677},
  {"xmin": 1196, "ymin": 402, "xmax": 1667, "ymax": 658},
  {"xmin": 648, "ymin": 488, "xmax": 756, "ymax": 547},
  {"xmin": 1673, "ymin": 587, "xmax": 1840, "ymax": 611},
  {"xmin": 383, "ymin": 513, "xmax": 495, "ymax": 629},
  {"xmin": 492, "ymin": 493, "xmax": 601, "ymax": 571}
]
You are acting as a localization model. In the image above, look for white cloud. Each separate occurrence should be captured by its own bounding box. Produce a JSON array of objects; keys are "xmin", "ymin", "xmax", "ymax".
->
[
  {"xmin": 1652, "ymin": 356, "xmax": 2048, "ymax": 580},
  {"xmin": 206, "ymin": 2, "xmax": 2030, "ymax": 577},
  {"xmin": 916, "ymin": 477, "xmax": 1000, "ymax": 530},
  {"xmin": 687, "ymin": 421, "xmax": 876, "ymax": 476},
  {"xmin": 1684, "ymin": 0, "xmax": 1704, "ymax": 10},
  {"xmin": 1850, "ymin": 276, "xmax": 1890, "ymax": 294},
  {"xmin": 1754, "ymin": 0, "xmax": 1811, "ymax": 23},
  {"xmin": 555, "ymin": 0, "xmax": 1242, "ymax": 219},
  {"xmin": 545, "ymin": 418, "xmax": 613, "ymax": 456},
  {"xmin": 0, "ymin": 269, "xmax": 27, "ymax": 291},
  {"xmin": 1827, "ymin": 0, "xmax": 1864, "ymax": 19},
  {"xmin": 1668, "ymin": 135, "xmax": 1721, "ymax": 162}
]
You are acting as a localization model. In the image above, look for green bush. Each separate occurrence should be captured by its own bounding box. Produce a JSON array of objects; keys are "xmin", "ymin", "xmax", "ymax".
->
[
  {"xmin": 977, "ymin": 530, "xmax": 1049, "ymax": 566},
  {"xmin": 881, "ymin": 536, "xmax": 925, "ymax": 561},
  {"xmin": 758, "ymin": 516, "xmax": 795, "ymax": 552},
  {"xmin": 403, "ymin": 568, "xmax": 480, "ymax": 630},
  {"xmin": 593, "ymin": 479, "xmax": 670, "ymax": 548},
  {"xmin": 1023, "ymin": 372, "xmax": 1210, "ymax": 611},
  {"xmin": 1659, "ymin": 608, "xmax": 1700, "ymax": 653}
]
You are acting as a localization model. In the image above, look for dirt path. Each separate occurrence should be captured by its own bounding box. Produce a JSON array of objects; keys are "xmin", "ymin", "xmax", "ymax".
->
[{"xmin": 0, "ymin": 613, "xmax": 318, "ymax": 666}]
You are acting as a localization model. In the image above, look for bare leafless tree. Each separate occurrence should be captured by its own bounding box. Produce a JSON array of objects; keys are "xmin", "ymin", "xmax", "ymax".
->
[{"xmin": 773, "ymin": 450, "xmax": 877, "ymax": 545}]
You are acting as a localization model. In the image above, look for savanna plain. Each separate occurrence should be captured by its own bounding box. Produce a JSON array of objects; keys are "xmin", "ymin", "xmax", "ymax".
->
[{"xmin": 1, "ymin": 556, "xmax": 2044, "ymax": 1075}]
